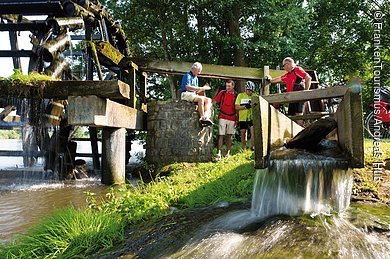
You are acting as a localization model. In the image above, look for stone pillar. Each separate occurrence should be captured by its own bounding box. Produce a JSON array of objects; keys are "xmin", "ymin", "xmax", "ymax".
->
[
  {"xmin": 146, "ymin": 100, "xmax": 213, "ymax": 165},
  {"xmin": 101, "ymin": 127, "xmax": 126, "ymax": 185}
]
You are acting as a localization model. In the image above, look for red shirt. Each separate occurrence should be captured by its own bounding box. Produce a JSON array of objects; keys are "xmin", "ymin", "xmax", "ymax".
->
[
  {"xmin": 281, "ymin": 66, "xmax": 310, "ymax": 92},
  {"xmin": 214, "ymin": 90, "xmax": 237, "ymax": 121}
]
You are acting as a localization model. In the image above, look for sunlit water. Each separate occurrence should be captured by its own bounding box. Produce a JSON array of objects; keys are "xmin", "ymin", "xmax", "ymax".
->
[
  {"xmin": 0, "ymin": 179, "xmax": 107, "ymax": 242},
  {"xmin": 158, "ymin": 147, "xmax": 390, "ymax": 258},
  {"xmin": 166, "ymin": 205, "xmax": 389, "ymax": 258},
  {"xmin": 0, "ymin": 139, "xmax": 144, "ymax": 242}
]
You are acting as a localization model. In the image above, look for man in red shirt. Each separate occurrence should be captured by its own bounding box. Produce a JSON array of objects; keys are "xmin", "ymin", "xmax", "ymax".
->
[
  {"xmin": 213, "ymin": 79, "xmax": 237, "ymax": 160},
  {"xmin": 267, "ymin": 57, "xmax": 312, "ymax": 126}
]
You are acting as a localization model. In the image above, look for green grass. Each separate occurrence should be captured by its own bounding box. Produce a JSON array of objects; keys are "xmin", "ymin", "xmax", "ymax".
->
[
  {"xmin": 351, "ymin": 138, "xmax": 390, "ymax": 201},
  {"xmin": 0, "ymin": 150, "xmax": 255, "ymax": 258},
  {"xmin": 362, "ymin": 138, "xmax": 390, "ymax": 165},
  {"xmin": 0, "ymin": 208, "xmax": 124, "ymax": 258},
  {"xmin": 1, "ymin": 69, "xmax": 54, "ymax": 84},
  {"xmin": 94, "ymin": 150, "xmax": 255, "ymax": 224}
]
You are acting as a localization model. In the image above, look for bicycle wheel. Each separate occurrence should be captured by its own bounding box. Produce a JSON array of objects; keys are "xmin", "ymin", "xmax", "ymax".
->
[
  {"xmin": 365, "ymin": 111, "xmax": 390, "ymax": 139},
  {"xmin": 365, "ymin": 111, "xmax": 375, "ymax": 138}
]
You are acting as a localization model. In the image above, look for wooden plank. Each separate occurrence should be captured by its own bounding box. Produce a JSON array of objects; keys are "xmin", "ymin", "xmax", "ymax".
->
[
  {"xmin": 132, "ymin": 59, "xmax": 287, "ymax": 81},
  {"xmin": 334, "ymin": 89, "xmax": 364, "ymax": 168},
  {"xmin": 0, "ymin": 150, "xmax": 42, "ymax": 157},
  {"xmin": 68, "ymin": 95, "xmax": 146, "ymax": 130},
  {"xmin": 45, "ymin": 80, "xmax": 130, "ymax": 99},
  {"xmin": 252, "ymin": 95, "xmax": 303, "ymax": 169},
  {"xmin": 263, "ymin": 65, "xmax": 270, "ymax": 95},
  {"xmin": 0, "ymin": 150, "xmax": 97, "ymax": 158},
  {"xmin": 0, "ymin": 106, "xmax": 14, "ymax": 120},
  {"xmin": 263, "ymin": 86, "xmax": 348, "ymax": 104},
  {"xmin": 289, "ymin": 112, "xmax": 334, "ymax": 121},
  {"xmin": 0, "ymin": 80, "xmax": 130, "ymax": 99}
]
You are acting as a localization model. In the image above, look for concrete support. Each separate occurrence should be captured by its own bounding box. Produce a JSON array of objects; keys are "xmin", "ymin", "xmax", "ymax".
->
[
  {"xmin": 101, "ymin": 127, "xmax": 126, "ymax": 185},
  {"xmin": 68, "ymin": 95, "xmax": 146, "ymax": 130}
]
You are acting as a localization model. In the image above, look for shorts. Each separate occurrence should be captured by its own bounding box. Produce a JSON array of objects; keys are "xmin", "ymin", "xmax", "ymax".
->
[
  {"xmin": 238, "ymin": 121, "xmax": 253, "ymax": 130},
  {"xmin": 181, "ymin": 91, "xmax": 197, "ymax": 102},
  {"xmin": 288, "ymin": 102, "xmax": 304, "ymax": 115},
  {"xmin": 218, "ymin": 118, "xmax": 236, "ymax": 135}
]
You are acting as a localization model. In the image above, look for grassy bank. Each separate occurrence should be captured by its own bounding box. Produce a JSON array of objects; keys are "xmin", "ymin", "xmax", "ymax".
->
[
  {"xmin": 352, "ymin": 139, "xmax": 390, "ymax": 204},
  {"xmin": 0, "ymin": 150, "xmax": 255, "ymax": 258}
]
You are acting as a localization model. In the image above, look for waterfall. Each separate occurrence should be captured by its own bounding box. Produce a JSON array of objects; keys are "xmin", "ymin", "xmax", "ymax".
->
[{"xmin": 251, "ymin": 146, "xmax": 353, "ymax": 218}]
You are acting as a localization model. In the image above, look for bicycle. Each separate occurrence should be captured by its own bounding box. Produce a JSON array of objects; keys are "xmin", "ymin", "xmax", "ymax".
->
[{"xmin": 364, "ymin": 87, "xmax": 390, "ymax": 140}]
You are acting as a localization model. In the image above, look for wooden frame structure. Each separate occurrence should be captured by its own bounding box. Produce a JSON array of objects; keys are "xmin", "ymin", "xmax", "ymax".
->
[{"xmin": 252, "ymin": 87, "xmax": 364, "ymax": 169}]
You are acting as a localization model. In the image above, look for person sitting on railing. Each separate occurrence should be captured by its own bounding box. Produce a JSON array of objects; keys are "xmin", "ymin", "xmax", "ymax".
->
[
  {"xmin": 180, "ymin": 62, "xmax": 213, "ymax": 126},
  {"xmin": 266, "ymin": 57, "xmax": 312, "ymax": 126}
]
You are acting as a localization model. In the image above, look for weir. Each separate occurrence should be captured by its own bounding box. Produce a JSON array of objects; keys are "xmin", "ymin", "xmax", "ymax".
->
[
  {"xmin": 250, "ymin": 82, "xmax": 364, "ymax": 216},
  {"xmin": 251, "ymin": 147, "xmax": 353, "ymax": 218}
]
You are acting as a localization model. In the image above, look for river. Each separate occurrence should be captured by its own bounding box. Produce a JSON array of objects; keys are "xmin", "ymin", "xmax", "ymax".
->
[
  {"xmin": 1, "ymin": 140, "xmax": 389, "ymax": 258},
  {"xmin": 0, "ymin": 138, "xmax": 144, "ymax": 243}
]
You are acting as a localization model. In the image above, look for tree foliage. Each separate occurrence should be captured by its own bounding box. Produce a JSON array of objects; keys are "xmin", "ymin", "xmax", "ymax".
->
[{"xmin": 102, "ymin": 0, "xmax": 389, "ymax": 102}]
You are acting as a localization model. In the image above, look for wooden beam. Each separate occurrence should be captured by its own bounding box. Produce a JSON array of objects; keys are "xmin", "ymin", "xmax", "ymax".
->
[
  {"xmin": 289, "ymin": 112, "xmax": 334, "ymax": 121},
  {"xmin": 94, "ymin": 40, "xmax": 138, "ymax": 70},
  {"xmin": 0, "ymin": 80, "xmax": 130, "ymax": 99},
  {"xmin": 262, "ymin": 65, "xmax": 270, "ymax": 95},
  {"xmin": 252, "ymin": 95, "xmax": 303, "ymax": 168},
  {"xmin": 132, "ymin": 59, "xmax": 287, "ymax": 81},
  {"xmin": 68, "ymin": 95, "xmax": 146, "ymax": 130},
  {"xmin": 0, "ymin": 105, "xmax": 14, "ymax": 120},
  {"xmin": 263, "ymin": 86, "xmax": 348, "ymax": 104},
  {"xmin": 334, "ymin": 89, "xmax": 364, "ymax": 168}
]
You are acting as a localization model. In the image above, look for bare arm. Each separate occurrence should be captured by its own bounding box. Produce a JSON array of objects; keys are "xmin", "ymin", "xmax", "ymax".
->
[
  {"xmin": 186, "ymin": 84, "xmax": 211, "ymax": 94},
  {"xmin": 235, "ymin": 104, "xmax": 247, "ymax": 111},
  {"xmin": 304, "ymin": 74, "xmax": 312, "ymax": 90},
  {"xmin": 270, "ymin": 76, "xmax": 283, "ymax": 84}
]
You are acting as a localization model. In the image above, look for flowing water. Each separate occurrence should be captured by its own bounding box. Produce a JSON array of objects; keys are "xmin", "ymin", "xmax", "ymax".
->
[
  {"xmin": 163, "ymin": 204, "xmax": 389, "ymax": 258},
  {"xmin": 0, "ymin": 179, "xmax": 107, "ymax": 242},
  {"xmin": 151, "ymin": 144, "xmax": 390, "ymax": 258},
  {"xmin": 1, "ymin": 139, "xmax": 389, "ymax": 258},
  {"xmin": 0, "ymin": 139, "xmax": 144, "ymax": 243}
]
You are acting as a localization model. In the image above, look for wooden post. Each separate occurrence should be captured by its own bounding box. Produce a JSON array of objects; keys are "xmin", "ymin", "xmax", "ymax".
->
[
  {"xmin": 9, "ymin": 30, "xmax": 21, "ymax": 70},
  {"xmin": 334, "ymin": 89, "xmax": 364, "ymax": 168},
  {"xmin": 85, "ymin": 22, "xmax": 101, "ymax": 171},
  {"xmin": 101, "ymin": 127, "xmax": 126, "ymax": 185},
  {"xmin": 252, "ymin": 95, "xmax": 269, "ymax": 168},
  {"xmin": 262, "ymin": 65, "xmax": 270, "ymax": 95},
  {"xmin": 129, "ymin": 64, "xmax": 138, "ymax": 108}
]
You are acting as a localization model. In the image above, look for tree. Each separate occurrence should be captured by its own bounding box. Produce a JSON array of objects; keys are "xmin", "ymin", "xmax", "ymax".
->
[{"xmin": 102, "ymin": 0, "xmax": 388, "ymax": 106}]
